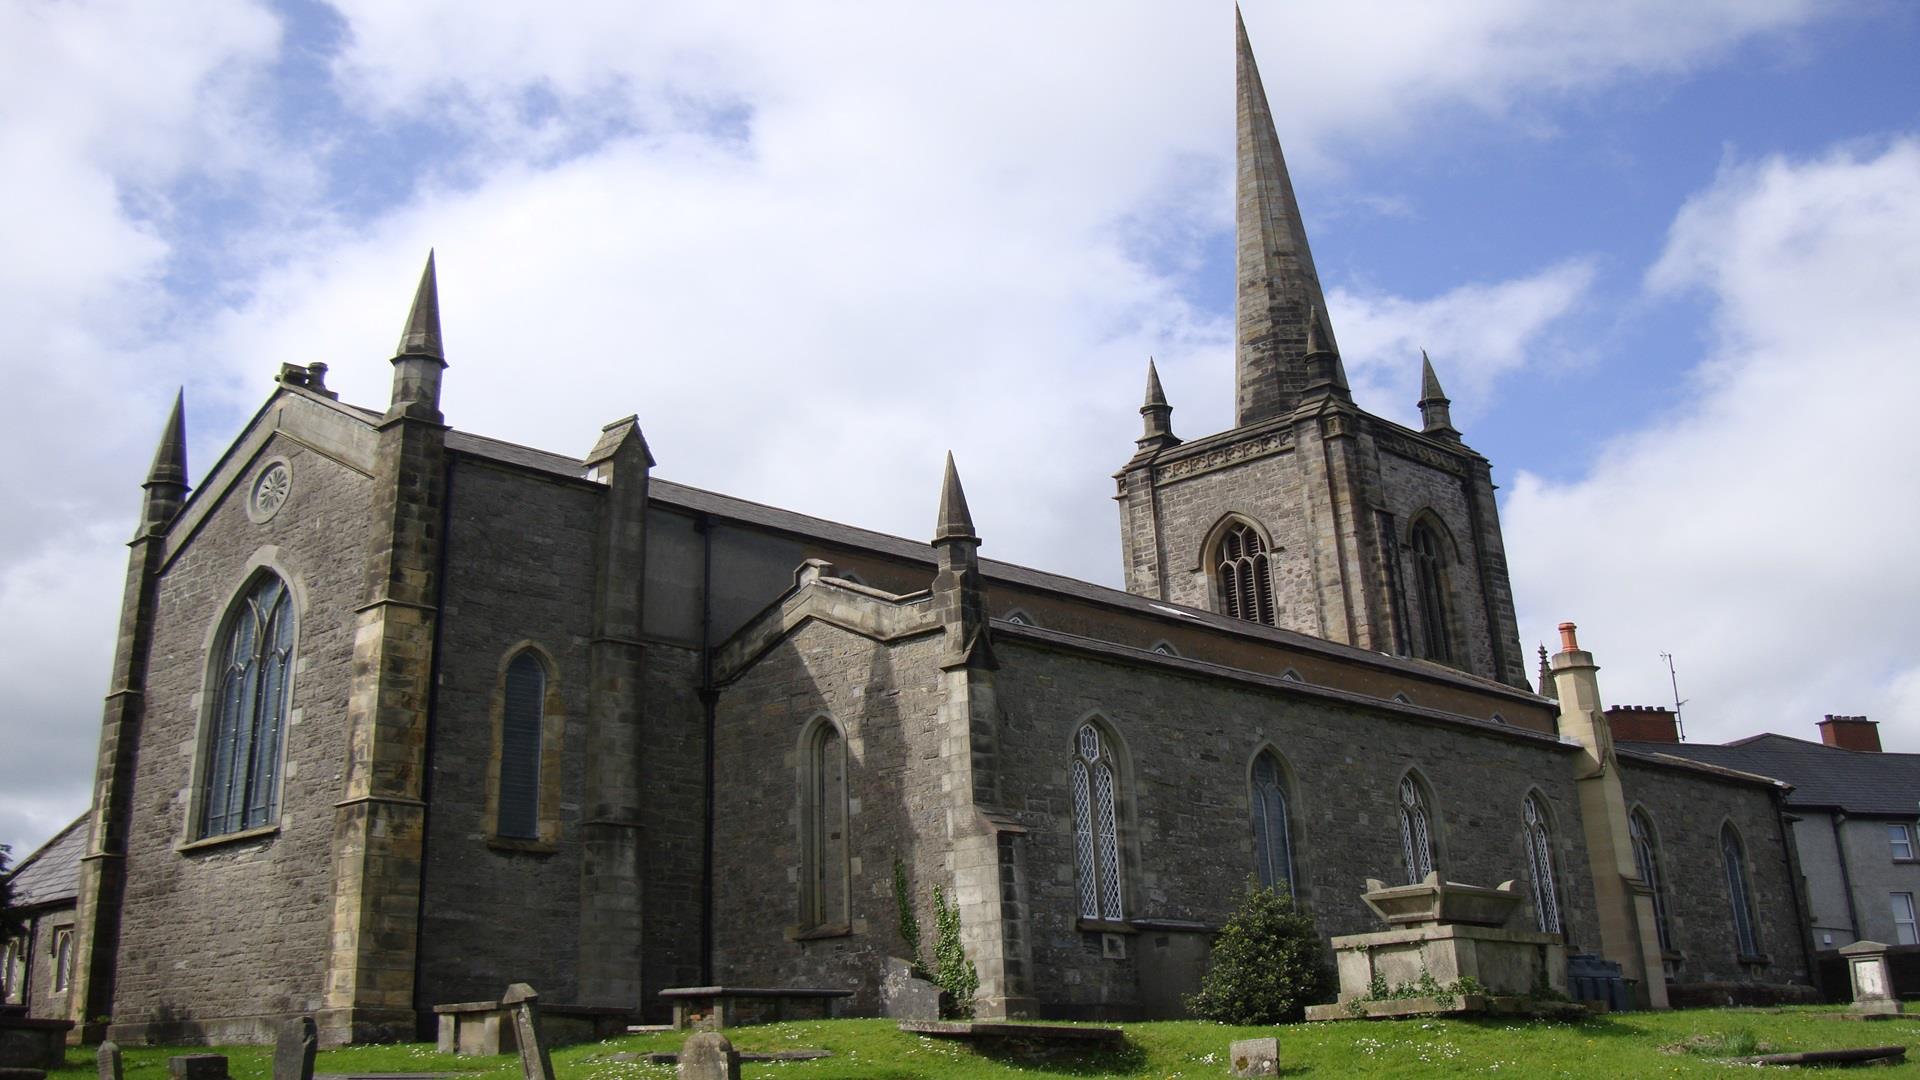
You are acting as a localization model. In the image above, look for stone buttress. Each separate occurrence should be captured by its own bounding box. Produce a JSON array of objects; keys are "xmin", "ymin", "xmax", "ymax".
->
[
  {"xmin": 319, "ymin": 255, "xmax": 450, "ymax": 1043},
  {"xmin": 67, "ymin": 392, "xmax": 190, "ymax": 1041}
]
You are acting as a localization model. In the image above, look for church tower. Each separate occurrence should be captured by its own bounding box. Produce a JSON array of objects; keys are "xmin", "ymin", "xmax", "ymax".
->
[{"xmin": 1116, "ymin": 10, "xmax": 1528, "ymax": 689}]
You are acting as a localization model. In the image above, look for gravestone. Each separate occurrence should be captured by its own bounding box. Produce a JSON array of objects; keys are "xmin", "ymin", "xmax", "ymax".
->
[
  {"xmin": 676, "ymin": 1033, "xmax": 740, "ymax": 1080},
  {"xmin": 273, "ymin": 1017, "xmax": 317, "ymax": 1080},
  {"xmin": 167, "ymin": 1055, "xmax": 227, "ymax": 1080},
  {"xmin": 97, "ymin": 1040, "xmax": 123, "ymax": 1080},
  {"xmin": 1229, "ymin": 1037, "xmax": 1278, "ymax": 1077},
  {"xmin": 501, "ymin": 984, "xmax": 554, "ymax": 1080},
  {"xmin": 880, "ymin": 958, "xmax": 939, "ymax": 1021}
]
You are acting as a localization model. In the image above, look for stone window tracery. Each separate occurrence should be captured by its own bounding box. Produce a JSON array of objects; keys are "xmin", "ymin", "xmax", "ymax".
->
[
  {"xmin": 1523, "ymin": 793, "xmax": 1561, "ymax": 934},
  {"xmin": 1071, "ymin": 722, "xmax": 1124, "ymax": 921},
  {"xmin": 1252, "ymin": 751, "xmax": 1297, "ymax": 897},
  {"xmin": 1410, "ymin": 520, "xmax": 1453, "ymax": 664},
  {"xmin": 200, "ymin": 572, "xmax": 294, "ymax": 838},
  {"xmin": 1630, "ymin": 809, "xmax": 1675, "ymax": 954},
  {"xmin": 1721, "ymin": 823, "xmax": 1761, "ymax": 957},
  {"xmin": 1213, "ymin": 521, "xmax": 1276, "ymax": 626},
  {"xmin": 1398, "ymin": 773, "xmax": 1436, "ymax": 884}
]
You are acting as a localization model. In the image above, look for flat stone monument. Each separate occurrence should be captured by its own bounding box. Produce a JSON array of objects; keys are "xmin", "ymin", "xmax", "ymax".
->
[
  {"xmin": 1229, "ymin": 1037, "xmax": 1278, "ymax": 1077},
  {"xmin": 1840, "ymin": 940, "xmax": 1903, "ymax": 1016},
  {"xmin": 501, "ymin": 984, "xmax": 554, "ymax": 1080},
  {"xmin": 97, "ymin": 1040, "xmax": 123, "ymax": 1080},
  {"xmin": 167, "ymin": 1056, "xmax": 228, "ymax": 1080},
  {"xmin": 881, "ymin": 958, "xmax": 939, "ymax": 1021},
  {"xmin": 676, "ymin": 1033, "xmax": 740, "ymax": 1080},
  {"xmin": 274, "ymin": 1017, "xmax": 318, "ymax": 1080}
]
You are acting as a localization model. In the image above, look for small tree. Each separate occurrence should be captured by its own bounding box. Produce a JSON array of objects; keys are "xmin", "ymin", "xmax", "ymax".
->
[
  {"xmin": 930, "ymin": 884, "xmax": 979, "ymax": 1019},
  {"xmin": 0, "ymin": 844, "xmax": 20, "ymax": 941},
  {"xmin": 1187, "ymin": 878, "xmax": 1331, "ymax": 1024}
]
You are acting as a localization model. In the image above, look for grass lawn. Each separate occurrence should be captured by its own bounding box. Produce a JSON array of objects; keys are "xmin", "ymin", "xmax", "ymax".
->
[{"xmin": 45, "ymin": 1007, "xmax": 1919, "ymax": 1079}]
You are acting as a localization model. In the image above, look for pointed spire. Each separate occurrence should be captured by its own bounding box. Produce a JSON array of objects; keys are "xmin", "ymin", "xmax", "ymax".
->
[
  {"xmin": 396, "ymin": 250, "xmax": 443, "ymax": 359},
  {"xmin": 1235, "ymin": 6, "xmax": 1335, "ymax": 426},
  {"xmin": 934, "ymin": 452, "xmax": 976, "ymax": 542},
  {"xmin": 1537, "ymin": 644, "xmax": 1557, "ymax": 701},
  {"xmin": 1136, "ymin": 358, "xmax": 1179, "ymax": 454},
  {"xmin": 145, "ymin": 389, "xmax": 188, "ymax": 490},
  {"xmin": 1143, "ymin": 358, "xmax": 1168, "ymax": 410},
  {"xmin": 1301, "ymin": 306, "xmax": 1351, "ymax": 397},
  {"xmin": 1418, "ymin": 349, "xmax": 1458, "ymax": 439}
]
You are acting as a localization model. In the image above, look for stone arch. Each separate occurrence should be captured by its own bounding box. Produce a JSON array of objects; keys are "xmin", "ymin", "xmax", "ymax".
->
[
  {"xmin": 797, "ymin": 713, "xmax": 851, "ymax": 933},
  {"xmin": 1202, "ymin": 513, "xmax": 1280, "ymax": 626},
  {"xmin": 1403, "ymin": 509, "xmax": 1467, "ymax": 666},
  {"xmin": 186, "ymin": 562, "xmax": 301, "ymax": 843}
]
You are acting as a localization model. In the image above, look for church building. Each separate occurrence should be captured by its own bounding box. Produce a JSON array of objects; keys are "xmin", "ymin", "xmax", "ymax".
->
[{"xmin": 60, "ymin": 14, "xmax": 1813, "ymax": 1045}]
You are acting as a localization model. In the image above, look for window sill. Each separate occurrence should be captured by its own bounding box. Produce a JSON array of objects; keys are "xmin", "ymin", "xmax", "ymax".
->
[
  {"xmin": 1737, "ymin": 952, "xmax": 1772, "ymax": 967},
  {"xmin": 176, "ymin": 823, "xmax": 279, "ymax": 853},
  {"xmin": 788, "ymin": 924, "xmax": 852, "ymax": 942},
  {"xmin": 1891, "ymin": 857, "xmax": 1918, "ymax": 865},
  {"xmin": 1077, "ymin": 919, "xmax": 1136, "ymax": 935},
  {"xmin": 487, "ymin": 835, "xmax": 557, "ymax": 855}
]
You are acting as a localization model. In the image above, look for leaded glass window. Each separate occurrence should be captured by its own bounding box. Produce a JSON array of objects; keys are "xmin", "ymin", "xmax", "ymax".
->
[
  {"xmin": 1410, "ymin": 522, "xmax": 1453, "ymax": 663},
  {"xmin": 1071, "ymin": 723, "xmax": 1124, "ymax": 921},
  {"xmin": 496, "ymin": 651, "xmax": 546, "ymax": 839},
  {"xmin": 1399, "ymin": 775, "xmax": 1436, "ymax": 884},
  {"xmin": 1215, "ymin": 522, "xmax": 1276, "ymax": 626},
  {"xmin": 1721, "ymin": 824, "xmax": 1760, "ymax": 957},
  {"xmin": 1630, "ymin": 810, "xmax": 1674, "ymax": 953},
  {"xmin": 1252, "ymin": 752, "xmax": 1296, "ymax": 896},
  {"xmin": 1523, "ymin": 794, "xmax": 1561, "ymax": 934},
  {"xmin": 200, "ymin": 573, "xmax": 295, "ymax": 837},
  {"xmin": 803, "ymin": 720, "xmax": 850, "ymax": 928}
]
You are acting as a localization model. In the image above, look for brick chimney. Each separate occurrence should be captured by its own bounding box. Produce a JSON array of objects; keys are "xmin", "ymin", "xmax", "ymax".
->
[
  {"xmin": 1606, "ymin": 705, "xmax": 1679, "ymax": 744},
  {"xmin": 1818, "ymin": 715, "xmax": 1881, "ymax": 752}
]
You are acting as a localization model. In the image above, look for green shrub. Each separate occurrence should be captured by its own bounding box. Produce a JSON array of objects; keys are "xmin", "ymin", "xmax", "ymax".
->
[
  {"xmin": 892, "ymin": 859, "xmax": 927, "ymax": 977},
  {"xmin": 931, "ymin": 884, "xmax": 979, "ymax": 1019},
  {"xmin": 1186, "ymin": 878, "xmax": 1331, "ymax": 1024}
]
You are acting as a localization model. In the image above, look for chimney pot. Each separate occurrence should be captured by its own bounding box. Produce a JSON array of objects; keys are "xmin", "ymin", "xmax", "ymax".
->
[
  {"xmin": 1557, "ymin": 622, "xmax": 1579, "ymax": 651},
  {"xmin": 1818, "ymin": 715, "xmax": 1881, "ymax": 752}
]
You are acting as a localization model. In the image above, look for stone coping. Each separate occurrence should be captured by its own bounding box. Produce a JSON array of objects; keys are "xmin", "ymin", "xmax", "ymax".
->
[
  {"xmin": 1329, "ymin": 924, "xmax": 1564, "ymax": 949},
  {"xmin": 431, "ymin": 1001, "xmax": 629, "ymax": 1016},
  {"xmin": 899, "ymin": 1021, "xmax": 1126, "ymax": 1045},
  {"xmin": 1305, "ymin": 994, "xmax": 1586, "ymax": 1022},
  {"xmin": 0, "ymin": 1020, "xmax": 72, "ymax": 1033},
  {"xmin": 657, "ymin": 986, "xmax": 852, "ymax": 1000}
]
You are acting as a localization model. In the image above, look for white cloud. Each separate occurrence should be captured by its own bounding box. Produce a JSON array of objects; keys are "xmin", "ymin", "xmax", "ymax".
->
[
  {"xmin": 1506, "ymin": 139, "xmax": 1920, "ymax": 750},
  {"xmin": 1331, "ymin": 260, "xmax": 1596, "ymax": 427}
]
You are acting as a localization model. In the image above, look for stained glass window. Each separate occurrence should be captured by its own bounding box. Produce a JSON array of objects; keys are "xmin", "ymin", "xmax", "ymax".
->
[
  {"xmin": 1399, "ymin": 775, "xmax": 1436, "ymax": 884},
  {"xmin": 1071, "ymin": 723, "xmax": 1124, "ymax": 921},
  {"xmin": 1252, "ymin": 753, "xmax": 1296, "ymax": 896},
  {"xmin": 200, "ymin": 573, "xmax": 294, "ymax": 837}
]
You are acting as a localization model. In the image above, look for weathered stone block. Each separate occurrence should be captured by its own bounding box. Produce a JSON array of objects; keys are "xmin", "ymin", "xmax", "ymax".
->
[
  {"xmin": 96, "ymin": 1040, "xmax": 122, "ymax": 1080},
  {"xmin": 676, "ymin": 1032, "xmax": 740, "ymax": 1080},
  {"xmin": 166, "ymin": 1055, "xmax": 227, "ymax": 1080},
  {"xmin": 272, "ymin": 1017, "xmax": 317, "ymax": 1080},
  {"xmin": 1229, "ymin": 1037, "xmax": 1278, "ymax": 1077},
  {"xmin": 881, "ymin": 958, "xmax": 939, "ymax": 1021}
]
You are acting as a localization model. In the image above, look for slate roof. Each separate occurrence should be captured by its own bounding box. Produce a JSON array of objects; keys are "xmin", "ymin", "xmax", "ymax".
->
[
  {"xmin": 1620, "ymin": 734, "xmax": 1920, "ymax": 816},
  {"xmin": 4, "ymin": 814, "xmax": 87, "ymax": 909}
]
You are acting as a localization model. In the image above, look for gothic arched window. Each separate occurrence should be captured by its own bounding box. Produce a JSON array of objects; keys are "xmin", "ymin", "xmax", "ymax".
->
[
  {"xmin": 1251, "ymin": 752, "xmax": 1297, "ymax": 897},
  {"xmin": 801, "ymin": 718, "xmax": 850, "ymax": 930},
  {"xmin": 1721, "ymin": 823, "xmax": 1761, "ymax": 957},
  {"xmin": 1214, "ymin": 521, "xmax": 1276, "ymax": 626},
  {"xmin": 1410, "ymin": 521, "xmax": 1453, "ymax": 664},
  {"xmin": 496, "ymin": 650, "xmax": 547, "ymax": 840},
  {"xmin": 1071, "ymin": 722, "xmax": 1125, "ymax": 921},
  {"xmin": 1398, "ymin": 773, "xmax": 1437, "ymax": 884},
  {"xmin": 1523, "ymin": 793, "xmax": 1562, "ymax": 934},
  {"xmin": 200, "ymin": 572, "xmax": 295, "ymax": 838},
  {"xmin": 1630, "ymin": 809, "xmax": 1675, "ymax": 954}
]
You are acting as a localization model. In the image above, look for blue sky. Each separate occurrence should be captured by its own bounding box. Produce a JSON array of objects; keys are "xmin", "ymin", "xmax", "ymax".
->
[{"xmin": 3, "ymin": 0, "xmax": 1918, "ymax": 859}]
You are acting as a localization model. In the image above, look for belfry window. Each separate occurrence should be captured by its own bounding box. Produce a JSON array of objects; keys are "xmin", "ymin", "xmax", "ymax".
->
[
  {"xmin": 1721, "ymin": 824, "xmax": 1761, "ymax": 957},
  {"xmin": 496, "ymin": 651, "xmax": 546, "ymax": 840},
  {"xmin": 200, "ymin": 572, "xmax": 295, "ymax": 838},
  {"xmin": 1523, "ymin": 794, "xmax": 1561, "ymax": 934},
  {"xmin": 1398, "ymin": 774, "xmax": 1436, "ymax": 884},
  {"xmin": 1071, "ymin": 722, "xmax": 1125, "ymax": 921},
  {"xmin": 1630, "ymin": 809, "xmax": 1675, "ymax": 953},
  {"xmin": 1410, "ymin": 521, "xmax": 1453, "ymax": 663},
  {"xmin": 1214, "ymin": 522, "xmax": 1276, "ymax": 626},
  {"xmin": 1251, "ymin": 752, "xmax": 1297, "ymax": 897},
  {"xmin": 801, "ymin": 718, "xmax": 850, "ymax": 930}
]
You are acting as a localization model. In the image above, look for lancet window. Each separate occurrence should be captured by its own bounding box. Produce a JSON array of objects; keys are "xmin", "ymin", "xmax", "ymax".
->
[
  {"xmin": 1523, "ymin": 793, "xmax": 1562, "ymax": 934},
  {"xmin": 1398, "ymin": 773, "xmax": 1437, "ymax": 884},
  {"xmin": 1071, "ymin": 722, "xmax": 1125, "ymax": 921},
  {"xmin": 801, "ymin": 718, "xmax": 850, "ymax": 930},
  {"xmin": 200, "ymin": 572, "xmax": 295, "ymax": 838},
  {"xmin": 1214, "ymin": 522, "xmax": 1276, "ymax": 626},
  {"xmin": 1411, "ymin": 521, "xmax": 1453, "ymax": 663},
  {"xmin": 1251, "ymin": 752, "xmax": 1297, "ymax": 896},
  {"xmin": 1722, "ymin": 824, "xmax": 1761, "ymax": 957},
  {"xmin": 496, "ymin": 650, "xmax": 547, "ymax": 840},
  {"xmin": 1630, "ymin": 809, "xmax": 1675, "ymax": 953}
]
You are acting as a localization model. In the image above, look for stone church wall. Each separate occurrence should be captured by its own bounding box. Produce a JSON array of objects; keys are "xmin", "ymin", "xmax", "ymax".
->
[
  {"xmin": 415, "ymin": 458, "xmax": 600, "ymax": 1007},
  {"xmin": 709, "ymin": 619, "xmax": 947, "ymax": 1015},
  {"xmin": 1138, "ymin": 448, "xmax": 1317, "ymax": 633},
  {"xmin": 1619, "ymin": 763, "xmax": 1810, "ymax": 986},
  {"xmin": 989, "ymin": 640, "xmax": 1598, "ymax": 1019},
  {"xmin": 112, "ymin": 437, "xmax": 370, "ymax": 1040}
]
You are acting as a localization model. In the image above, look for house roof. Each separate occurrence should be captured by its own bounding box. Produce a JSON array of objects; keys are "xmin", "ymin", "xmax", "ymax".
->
[
  {"xmin": 1620, "ymin": 734, "xmax": 1920, "ymax": 816},
  {"xmin": 4, "ymin": 814, "xmax": 88, "ymax": 910}
]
